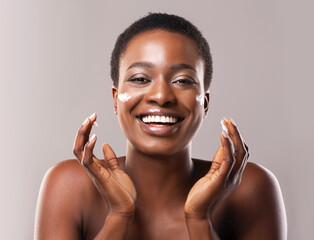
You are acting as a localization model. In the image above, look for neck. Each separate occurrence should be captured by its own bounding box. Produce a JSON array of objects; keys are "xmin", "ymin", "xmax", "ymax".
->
[{"xmin": 124, "ymin": 141, "xmax": 194, "ymax": 208}]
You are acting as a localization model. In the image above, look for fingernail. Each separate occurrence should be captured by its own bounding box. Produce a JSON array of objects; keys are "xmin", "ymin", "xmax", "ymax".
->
[
  {"xmin": 223, "ymin": 116, "xmax": 228, "ymax": 123},
  {"xmin": 230, "ymin": 118, "xmax": 236, "ymax": 126},
  {"xmin": 93, "ymin": 121, "xmax": 99, "ymax": 127},
  {"xmin": 89, "ymin": 113, "xmax": 96, "ymax": 120},
  {"xmin": 89, "ymin": 134, "xmax": 96, "ymax": 142},
  {"xmin": 220, "ymin": 119, "xmax": 229, "ymax": 134},
  {"xmin": 222, "ymin": 131, "xmax": 228, "ymax": 138},
  {"xmin": 82, "ymin": 118, "xmax": 89, "ymax": 125}
]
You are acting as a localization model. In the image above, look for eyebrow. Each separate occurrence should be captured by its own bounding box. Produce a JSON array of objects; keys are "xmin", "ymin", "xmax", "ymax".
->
[
  {"xmin": 170, "ymin": 63, "xmax": 196, "ymax": 72},
  {"xmin": 126, "ymin": 62, "xmax": 197, "ymax": 72},
  {"xmin": 127, "ymin": 62, "xmax": 155, "ymax": 70}
]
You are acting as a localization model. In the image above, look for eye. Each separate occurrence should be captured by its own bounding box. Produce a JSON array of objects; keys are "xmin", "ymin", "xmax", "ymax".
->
[
  {"xmin": 128, "ymin": 77, "xmax": 150, "ymax": 84},
  {"xmin": 172, "ymin": 78, "xmax": 196, "ymax": 85}
]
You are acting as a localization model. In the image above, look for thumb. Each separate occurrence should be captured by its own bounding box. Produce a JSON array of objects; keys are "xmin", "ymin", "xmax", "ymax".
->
[{"xmin": 102, "ymin": 143, "xmax": 120, "ymax": 171}]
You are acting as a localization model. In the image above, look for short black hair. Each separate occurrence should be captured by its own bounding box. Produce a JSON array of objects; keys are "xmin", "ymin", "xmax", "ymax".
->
[{"xmin": 110, "ymin": 13, "xmax": 213, "ymax": 90}]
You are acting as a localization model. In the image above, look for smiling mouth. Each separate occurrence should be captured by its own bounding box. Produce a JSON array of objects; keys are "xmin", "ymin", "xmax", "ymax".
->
[{"xmin": 138, "ymin": 115, "xmax": 183, "ymax": 125}]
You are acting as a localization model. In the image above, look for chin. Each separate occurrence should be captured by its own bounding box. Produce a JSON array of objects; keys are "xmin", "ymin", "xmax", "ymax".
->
[{"xmin": 128, "ymin": 138, "xmax": 191, "ymax": 157}]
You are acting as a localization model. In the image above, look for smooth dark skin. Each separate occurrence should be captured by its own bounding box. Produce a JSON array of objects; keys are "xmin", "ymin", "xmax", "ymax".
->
[{"xmin": 35, "ymin": 30, "xmax": 287, "ymax": 239}]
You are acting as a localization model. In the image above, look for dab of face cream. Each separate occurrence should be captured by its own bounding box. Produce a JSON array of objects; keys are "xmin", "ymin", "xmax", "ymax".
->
[
  {"xmin": 118, "ymin": 93, "xmax": 131, "ymax": 102},
  {"xmin": 196, "ymin": 94, "xmax": 204, "ymax": 105},
  {"xmin": 220, "ymin": 119, "xmax": 229, "ymax": 134}
]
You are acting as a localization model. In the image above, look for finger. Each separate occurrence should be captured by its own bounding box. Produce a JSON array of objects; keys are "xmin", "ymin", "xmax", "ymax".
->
[
  {"xmin": 222, "ymin": 118, "xmax": 247, "ymax": 178},
  {"xmin": 82, "ymin": 134, "xmax": 97, "ymax": 165},
  {"xmin": 237, "ymin": 142, "xmax": 250, "ymax": 177},
  {"xmin": 102, "ymin": 144, "xmax": 120, "ymax": 171},
  {"xmin": 73, "ymin": 113, "xmax": 97, "ymax": 160},
  {"xmin": 218, "ymin": 131, "xmax": 236, "ymax": 181},
  {"xmin": 222, "ymin": 118, "xmax": 244, "ymax": 155},
  {"xmin": 73, "ymin": 118, "xmax": 91, "ymax": 160},
  {"xmin": 82, "ymin": 134, "xmax": 110, "ymax": 181},
  {"xmin": 208, "ymin": 146, "xmax": 223, "ymax": 175}
]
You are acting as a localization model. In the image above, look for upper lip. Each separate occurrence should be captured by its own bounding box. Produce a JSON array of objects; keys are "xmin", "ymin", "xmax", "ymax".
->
[{"xmin": 136, "ymin": 109, "xmax": 185, "ymax": 120}]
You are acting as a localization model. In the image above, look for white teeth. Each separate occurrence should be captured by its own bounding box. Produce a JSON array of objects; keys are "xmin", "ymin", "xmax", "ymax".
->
[{"xmin": 141, "ymin": 115, "xmax": 179, "ymax": 124}]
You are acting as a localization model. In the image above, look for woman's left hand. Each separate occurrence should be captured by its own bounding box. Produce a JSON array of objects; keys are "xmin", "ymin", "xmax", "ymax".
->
[{"xmin": 184, "ymin": 118, "xmax": 249, "ymax": 220}]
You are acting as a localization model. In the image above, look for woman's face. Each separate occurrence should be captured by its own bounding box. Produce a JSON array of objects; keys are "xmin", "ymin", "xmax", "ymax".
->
[{"xmin": 112, "ymin": 29, "xmax": 209, "ymax": 156}]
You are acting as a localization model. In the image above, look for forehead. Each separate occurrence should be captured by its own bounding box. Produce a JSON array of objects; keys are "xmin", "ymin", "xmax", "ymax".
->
[{"xmin": 120, "ymin": 29, "xmax": 202, "ymax": 71}]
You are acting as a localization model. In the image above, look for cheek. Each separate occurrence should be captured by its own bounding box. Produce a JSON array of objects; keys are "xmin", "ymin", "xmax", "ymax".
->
[
  {"xmin": 191, "ymin": 102, "xmax": 204, "ymax": 126},
  {"xmin": 117, "ymin": 92, "xmax": 132, "ymax": 103},
  {"xmin": 196, "ymin": 94, "xmax": 205, "ymax": 106},
  {"xmin": 116, "ymin": 91, "xmax": 143, "ymax": 111},
  {"xmin": 116, "ymin": 91, "xmax": 135, "ymax": 113},
  {"xmin": 116, "ymin": 91, "xmax": 142, "ymax": 135},
  {"xmin": 184, "ymin": 91, "xmax": 205, "ymax": 114},
  {"xmin": 194, "ymin": 92, "xmax": 207, "ymax": 120},
  {"xmin": 186, "ymin": 93, "xmax": 205, "ymax": 130}
]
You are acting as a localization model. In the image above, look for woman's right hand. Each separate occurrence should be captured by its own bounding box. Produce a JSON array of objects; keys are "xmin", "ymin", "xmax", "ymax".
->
[{"xmin": 73, "ymin": 113, "xmax": 136, "ymax": 217}]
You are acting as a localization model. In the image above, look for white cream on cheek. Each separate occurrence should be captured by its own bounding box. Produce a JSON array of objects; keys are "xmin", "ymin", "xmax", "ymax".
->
[
  {"xmin": 118, "ymin": 92, "xmax": 131, "ymax": 103},
  {"xmin": 196, "ymin": 94, "xmax": 204, "ymax": 106}
]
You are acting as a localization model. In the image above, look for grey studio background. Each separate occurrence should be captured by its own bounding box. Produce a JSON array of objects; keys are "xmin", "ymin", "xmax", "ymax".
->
[{"xmin": 1, "ymin": 0, "xmax": 313, "ymax": 239}]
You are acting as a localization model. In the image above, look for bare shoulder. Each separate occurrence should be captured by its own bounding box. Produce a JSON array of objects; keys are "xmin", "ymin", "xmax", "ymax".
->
[
  {"xmin": 191, "ymin": 159, "xmax": 284, "ymax": 203},
  {"xmin": 40, "ymin": 159, "xmax": 94, "ymax": 198},
  {"xmin": 35, "ymin": 160, "xmax": 100, "ymax": 239},
  {"xmin": 37, "ymin": 159, "xmax": 103, "ymax": 214},
  {"xmin": 44, "ymin": 159, "xmax": 86, "ymax": 180},
  {"xmin": 230, "ymin": 162, "xmax": 287, "ymax": 239},
  {"xmin": 235, "ymin": 162, "xmax": 283, "ymax": 203}
]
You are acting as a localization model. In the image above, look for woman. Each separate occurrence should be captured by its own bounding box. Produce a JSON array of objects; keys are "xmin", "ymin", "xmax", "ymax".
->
[{"xmin": 35, "ymin": 13, "xmax": 287, "ymax": 239}]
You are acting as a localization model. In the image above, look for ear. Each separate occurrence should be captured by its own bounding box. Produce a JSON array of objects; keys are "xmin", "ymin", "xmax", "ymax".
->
[
  {"xmin": 112, "ymin": 86, "xmax": 118, "ymax": 114},
  {"xmin": 204, "ymin": 92, "xmax": 210, "ymax": 117}
]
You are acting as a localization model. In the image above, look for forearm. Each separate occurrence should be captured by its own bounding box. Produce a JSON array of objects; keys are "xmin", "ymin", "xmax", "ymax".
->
[
  {"xmin": 185, "ymin": 217, "xmax": 220, "ymax": 240},
  {"xmin": 94, "ymin": 213, "xmax": 133, "ymax": 240}
]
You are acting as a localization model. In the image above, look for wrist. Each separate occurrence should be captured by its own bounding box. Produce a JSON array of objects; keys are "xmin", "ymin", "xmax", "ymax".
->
[
  {"xmin": 107, "ymin": 211, "xmax": 135, "ymax": 225},
  {"xmin": 185, "ymin": 215, "xmax": 211, "ymax": 225},
  {"xmin": 185, "ymin": 217, "xmax": 219, "ymax": 240},
  {"xmin": 184, "ymin": 209, "xmax": 211, "ymax": 221},
  {"xmin": 94, "ymin": 212, "xmax": 134, "ymax": 239}
]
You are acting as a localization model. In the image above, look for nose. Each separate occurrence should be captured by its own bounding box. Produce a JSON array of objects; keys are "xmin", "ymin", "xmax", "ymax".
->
[{"xmin": 146, "ymin": 78, "xmax": 176, "ymax": 107}]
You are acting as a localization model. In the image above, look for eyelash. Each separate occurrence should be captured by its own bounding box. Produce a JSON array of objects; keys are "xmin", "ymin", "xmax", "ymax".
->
[
  {"xmin": 127, "ymin": 77, "xmax": 196, "ymax": 85},
  {"xmin": 172, "ymin": 79, "xmax": 196, "ymax": 85},
  {"xmin": 128, "ymin": 77, "xmax": 151, "ymax": 84}
]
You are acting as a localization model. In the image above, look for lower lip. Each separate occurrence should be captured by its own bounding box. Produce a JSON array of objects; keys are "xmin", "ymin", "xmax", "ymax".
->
[{"xmin": 137, "ymin": 118, "xmax": 182, "ymax": 136}]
